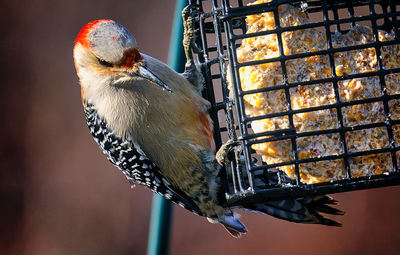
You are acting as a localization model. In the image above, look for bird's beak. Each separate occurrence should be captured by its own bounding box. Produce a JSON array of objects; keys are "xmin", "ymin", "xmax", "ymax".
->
[{"xmin": 138, "ymin": 65, "xmax": 174, "ymax": 93}]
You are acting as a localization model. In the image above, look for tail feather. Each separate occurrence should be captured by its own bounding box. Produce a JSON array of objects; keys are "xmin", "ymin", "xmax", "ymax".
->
[
  {"xmin": 306, "ymin": 202, "xmax": 345, "ymax": 216},
  {"xmin": 209, "ymin": 213, "xmax": 247, "ymax": 238},
  {"xmin": 223, "ymin": 225, "xmax": 245, "ymax": 238},
  {"xmin": 241, "ymin": 195, "xmax": 344, "ymax": 226},
  {"xmin": 314, "ymin": 216, "xmax": 342, "ymax": 227},
  {"xmin": 297, "ymin": 195, "xmax": 344, "ymax": 216},
  {"xmin": 299, "ymin": 195, "xmax": 339, "ymax": 206}
]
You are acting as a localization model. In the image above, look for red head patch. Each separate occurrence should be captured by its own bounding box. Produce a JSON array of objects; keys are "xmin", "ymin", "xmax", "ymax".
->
[{"xmin": 75, "ymin": 19, "xmax": 114, "ymax": 48}]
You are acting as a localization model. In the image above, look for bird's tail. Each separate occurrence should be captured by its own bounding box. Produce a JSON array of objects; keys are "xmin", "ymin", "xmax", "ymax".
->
[
  {"xmin": 216, "ymin": 194, "xmax": 343, "ymax": 238},
  {"xmin": 241, "ymin": 195, "xmax": 344, "ymax": 226}
]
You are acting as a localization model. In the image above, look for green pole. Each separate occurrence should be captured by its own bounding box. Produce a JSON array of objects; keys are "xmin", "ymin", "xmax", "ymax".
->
[{"xmin": 147, "ymin": 1, "xmax": 187, "ymax": 255}]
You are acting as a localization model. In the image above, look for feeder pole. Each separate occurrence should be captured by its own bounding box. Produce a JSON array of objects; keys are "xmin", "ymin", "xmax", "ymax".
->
[{"xmin": 147, "ymin": 0, "xmax": 187, "ymax": 254}]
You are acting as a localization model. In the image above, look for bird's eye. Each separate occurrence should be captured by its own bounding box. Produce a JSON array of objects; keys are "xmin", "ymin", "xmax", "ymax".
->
[{"xmin": 97, "ymin": 57, "xmax": 113, "ymax": 67}]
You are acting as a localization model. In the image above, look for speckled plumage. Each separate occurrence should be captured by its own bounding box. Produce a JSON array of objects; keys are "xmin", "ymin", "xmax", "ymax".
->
[{"xmin": 84, "ymin": 102, "xmax": 203, "ymax": 215}]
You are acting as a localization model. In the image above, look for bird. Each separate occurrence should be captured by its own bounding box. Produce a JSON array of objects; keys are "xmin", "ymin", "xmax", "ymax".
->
[{"xmin": 73, "ymin": 16, "xmax": 343, "ymax": 237}]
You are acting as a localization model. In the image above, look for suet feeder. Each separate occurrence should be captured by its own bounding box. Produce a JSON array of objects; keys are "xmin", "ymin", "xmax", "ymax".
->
[{"xmin": 187, "ymin": 0, "xmax": 400, "ymax": 207}]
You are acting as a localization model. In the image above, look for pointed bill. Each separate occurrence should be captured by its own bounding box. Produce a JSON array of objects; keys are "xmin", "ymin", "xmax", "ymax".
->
[{"xmin": 138, "ymin": 65, "xmax": 174, "ymax": 93}]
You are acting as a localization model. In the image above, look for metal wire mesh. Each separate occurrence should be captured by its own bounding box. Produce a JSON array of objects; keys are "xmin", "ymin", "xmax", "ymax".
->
[{"xmin": 188, "ymin": 0, "xmax": 400, "ymax": 206}]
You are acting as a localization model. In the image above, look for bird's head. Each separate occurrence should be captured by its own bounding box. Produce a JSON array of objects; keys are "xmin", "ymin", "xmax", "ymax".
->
[{"xmin": 73, "ymin": 19, "xmax": 173, "ymax": 97}]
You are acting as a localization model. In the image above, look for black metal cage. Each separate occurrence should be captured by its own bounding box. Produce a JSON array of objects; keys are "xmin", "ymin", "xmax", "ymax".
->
[{"xmin": 187, "ymin": 0, "xmax": 400, "ymax": 206}]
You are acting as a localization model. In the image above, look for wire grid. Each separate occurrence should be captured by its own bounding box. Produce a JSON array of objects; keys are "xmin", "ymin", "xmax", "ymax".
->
[{"xmin": 188, "ymin": 0, "xmax": 400, "ymax": 205}]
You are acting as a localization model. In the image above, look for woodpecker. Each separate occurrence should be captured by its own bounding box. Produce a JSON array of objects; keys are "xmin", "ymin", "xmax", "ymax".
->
[{"xmin": 73, "ymin": 16, "xmax": 343, "ymax": 237}]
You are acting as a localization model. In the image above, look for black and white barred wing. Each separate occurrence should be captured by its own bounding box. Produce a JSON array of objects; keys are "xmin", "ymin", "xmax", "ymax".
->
[{"xmin": 84, "ymin": 103, "xmax": 203, "ymax": 216}]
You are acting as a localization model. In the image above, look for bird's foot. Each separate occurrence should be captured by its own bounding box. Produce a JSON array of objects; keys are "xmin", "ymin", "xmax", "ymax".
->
[
  {"xmin": 182, "ymin": 5, "xmax": 204, "ymax": 91},
  {"xmin": 216, "ymin": 139, "xmax": 242, "ymax": 166},
  {"xmin": 182, "ymin": 5, "xmax": 201, "ymax": 69}
]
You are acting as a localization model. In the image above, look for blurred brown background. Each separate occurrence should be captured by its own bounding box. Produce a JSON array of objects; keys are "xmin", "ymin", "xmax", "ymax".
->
[{"xmin": 1, "ymin": 0, "xmax": 400, "ymax": 254}]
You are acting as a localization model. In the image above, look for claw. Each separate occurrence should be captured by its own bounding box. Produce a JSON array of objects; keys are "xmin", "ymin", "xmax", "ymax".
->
[
  {"xmin": 182, "ymin": 5, "xmax": 195, "ymax": 64},
  {"xmin": 182, "ymin": 5, "xmax": 204, "ymax": 90},
  {"xmin": 216, "ymin": 139, "xmax": 240, "ymax": 166},
  {"xmin": 182, "ymin": 5, "xmax": 201, "ymax": 66}
]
